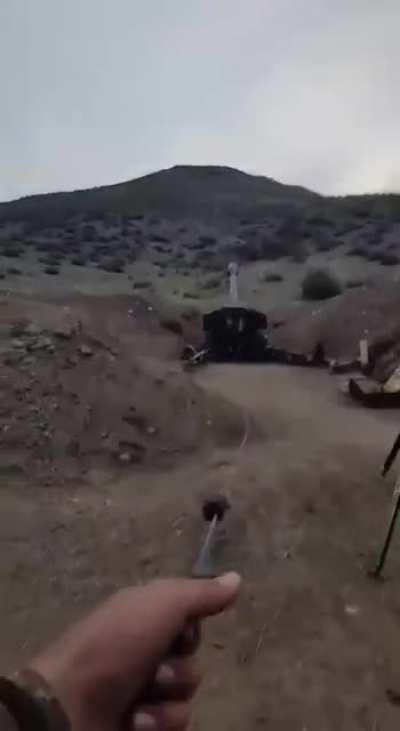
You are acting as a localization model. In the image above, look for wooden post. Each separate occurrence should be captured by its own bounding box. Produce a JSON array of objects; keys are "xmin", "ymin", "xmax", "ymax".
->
[
  {"xmin": 373, "ymin": 477, "xmax": 400, "ymax": 578},
  {"xmin": 360, "ymin": 338, "xmax": 369, "ymax": 368}
]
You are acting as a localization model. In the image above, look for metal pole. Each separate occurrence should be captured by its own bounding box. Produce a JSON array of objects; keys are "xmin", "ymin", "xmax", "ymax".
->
[
  {"xmin": 373, "ymin": 479, "xmax": 400, "ymax": 578},
  {"xmin": 382, "ymin": 433, "xmax": 400, "ymax": 477},
  {"xmin": 192, "ymin": 515, "xmax": 218, "ymax": 578}
]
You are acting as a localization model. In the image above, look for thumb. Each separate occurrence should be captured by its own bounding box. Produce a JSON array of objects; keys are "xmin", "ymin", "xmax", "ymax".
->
[{"xmin": 182, "ymin": 572, "xmax": 242, "ymax": 620}]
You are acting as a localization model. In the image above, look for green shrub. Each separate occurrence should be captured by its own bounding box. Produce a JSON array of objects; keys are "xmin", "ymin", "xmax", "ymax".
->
[
  {"xmin": 44, "ymin": 266, "xmax": 60, "ymax": 275},
  {"xmin": 7, "ymin": 266, "xmax": 22, "ymax": 275},
  {"xmin": 346, "ymin": 279, "xmax": 364, "ymax": 288},
  {"xmin": 202, "ymin": 274, "xmax": 222, "ymax": 289},
  {"xmin": 199, "ymin": 235, "xmax": 216, "ymax": 246},
  {"xmin": 262, "ymin": 271, "xmax": 283, "ymax": 283},
  {"xmin": 150, "ymin": 234, "xmax": 169, "ymax": 243},
  {"xmin": 306, "ymin": 215, "xmax": 332, "ymax": 227},
  {"xmin": 260, "ymin": 237, "xmax": 282, "ymax": 260},
  {"xmin": 348, "ymin": 245, "xmax": 367, "ymax": 257},
  {"xmin": 82, "ymin": 225, "xmax": 96, "ymax": 241},
  {"xmin": 379, "ymin": 253, "xmax": 399, "ymax": 266},
  {"xmin": 367, "ymin": 251, "xmax": 382, "ymax": 262},
  {"xmin": 291, "ymin": 248, "xmax": 308, "ymax": 264},
  {"xmin": 314, "ymin": 236, "xmax": 337, "ymax": 252},
  {"xmin": 71, "ymin": 256, "xmax": 87, "ymax": 266},
  {"xmin": 2, "ymin": 247, "xmax": 22, "ymax": 258},
  {"xmin": 301, "ymin": 268, "xmax": 342, "ymax": 300},
  {"xmin": 39, "ymin": 255, "xmax": 62, "ymax": 266},
  {"xmin": 101, "ymin": 257, "xmax": 125, "ymax": 273},
  {"xmin": 133, "ymin": 280, "xmax": 151, "ymax": 289}
]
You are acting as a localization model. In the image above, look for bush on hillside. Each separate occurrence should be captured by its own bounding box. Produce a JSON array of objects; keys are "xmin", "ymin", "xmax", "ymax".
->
[
  {"xmin": 199, "ymin": 235, "xmax": 216, "ymax": 246},
  {"xmin": 44, "ymin": 266, "xmax": 60, "ymax": 275},
  {"xmin": 133, "ymin": 280, "xmax": 151, "ymax": 289},
  {"xmin": 2, "ymin": 247, "xmax": 22, "ymax": 258},
  {"xmin": 95, "ymin": 244, "xmax": 112, "ymax": 256},
  {"xmin": 348, "ymin": 245, "xmax": 367, "ymax": 257},
  {"xmin": 39, "ymin": 255, "xmax": 62, "ymax": 266},
  {"xmin": 7, "ymin": 267, "xmax": 22, "ymax": 275},
  {"xmin": 346, "ymin": 279, "xmax": 365, "ymax": 289},
  {"xmin": 291, "ymin": 247, "xmax": 308, "ymax": 264},
  {"xmin": 71, "ymin": 256, "xmax": 87, "ymax": 266},
  {"xmin": 150, "ymin": 234, "xmax": 169, "ymax": 243},
  {"xmin": 365, "ymin": 232, "xmax": 382, "ymax": 247},
  {"xmin": 367, "ymin": 251, "xmax": 383, "ymax": 262},
  {"xmin": 101, "ymin": 258, "xmax": 125, "ymax": 273},
  {"xmin": 314, "ymin": 235, "xmax": 337, "ymax": 252},
  {"xmin": 202, "ymin": 274, "xmax": 222, "ymax": 289},
  {"xmin": 379, "ymin": 253, "xmax": 399, "ymax": 266},
  {"xmin": 301, "ymin": 268, "xmax": 342, "ymax": 301},
  {"xmin": 262, "ymin": 271, "xmax": 283, "ymax": 283},
  {"xmin": 306, "ymin": 215, "xmax": 333, "ymax": 227},
  {"xmin": 36, "ymin": 242, "xmax": 52, "ymax": 252},
  {"xmin": 82, "ymin": 225, "xmax": 96, "ymax": 241},
  {"xmin": 260, "ymin": 237, "xmax": 283, "ymax": 260}
]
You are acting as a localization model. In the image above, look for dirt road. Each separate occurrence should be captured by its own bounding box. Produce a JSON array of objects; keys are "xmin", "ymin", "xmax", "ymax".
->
[{"xmin": 2, "ymin": 363, "xmax": 400, "ymax": 729}]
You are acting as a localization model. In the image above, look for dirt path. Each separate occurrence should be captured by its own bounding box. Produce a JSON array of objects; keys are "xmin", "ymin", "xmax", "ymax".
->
[
  {"xmin": 2, "ymin": 364, "xmax": 400, "ymax": 729},
  {"xmin": 193, "ymin": 365, "xmax": 400, "ymax": 730}
]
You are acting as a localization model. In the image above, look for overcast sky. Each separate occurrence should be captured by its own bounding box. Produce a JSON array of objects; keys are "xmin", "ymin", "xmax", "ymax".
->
[{"xmin": 1, "ymin": 0, "xmax": 400, "ymax": 202}]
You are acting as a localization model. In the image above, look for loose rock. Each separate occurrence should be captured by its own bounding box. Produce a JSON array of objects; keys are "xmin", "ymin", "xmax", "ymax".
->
[
  {"xmin": 79, "ymin": 344, "xmax": 94, "ymax": 357},
  {"xmin": 118, "ymin": 451, "xmax": 132, "ymax": 463}
]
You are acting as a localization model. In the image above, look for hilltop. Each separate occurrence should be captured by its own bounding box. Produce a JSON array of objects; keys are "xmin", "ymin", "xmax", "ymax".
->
[
  {"xmin": 0, "ymin": 165, "xmax": 318, "ymax": 226},
  {"xmin": 1, "ymin": 164, "xmax": 400, "ymax": 324}
]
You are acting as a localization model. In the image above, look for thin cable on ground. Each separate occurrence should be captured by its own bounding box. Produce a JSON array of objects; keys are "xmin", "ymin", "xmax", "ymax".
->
[{"xmin": 238, "ymin": 408, "xmax": 249, "ymax": 451}]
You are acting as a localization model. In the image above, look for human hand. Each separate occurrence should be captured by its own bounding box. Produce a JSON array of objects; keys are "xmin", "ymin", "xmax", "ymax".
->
[{"xmin": 31, "ymin": 574, "xmax": 241, "ymax": 731}]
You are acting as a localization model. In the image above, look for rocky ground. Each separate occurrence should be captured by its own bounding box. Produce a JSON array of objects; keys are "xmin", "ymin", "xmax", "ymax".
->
[
  {"xmin": 0, "ymin": 293, "xmax": 246, "ymax": 485},
  {"xmin": 2, "ymin": 349, "xmax": 400, "ymax": 729},
  {"xmin": 1, "ymin": 168, "xmax": 400, "ymax": 727}
]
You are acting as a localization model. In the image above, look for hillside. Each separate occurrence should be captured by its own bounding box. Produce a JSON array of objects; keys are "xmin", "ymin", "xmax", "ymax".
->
[
  {"xmin": 1, "ymin": 165, "xmax": 400, "ymax": 316},
  {"xmin": 0, "ymin": 165, "xmax": 318, "ymax": 226}
]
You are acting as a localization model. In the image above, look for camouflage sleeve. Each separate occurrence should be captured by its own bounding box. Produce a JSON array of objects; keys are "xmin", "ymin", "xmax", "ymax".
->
[
  {"xmin": 0, "ymin": 669, "xmax": 70, "ymax": 730},
  {"xmin": 0, "ymin": 703, "xmax": 19, "ymax": 731}
]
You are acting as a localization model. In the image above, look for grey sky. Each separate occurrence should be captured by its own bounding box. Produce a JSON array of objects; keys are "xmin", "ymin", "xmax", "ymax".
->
[{"xmin": 1, "ymin": 0, "xmax": 400, "ymax": 202}]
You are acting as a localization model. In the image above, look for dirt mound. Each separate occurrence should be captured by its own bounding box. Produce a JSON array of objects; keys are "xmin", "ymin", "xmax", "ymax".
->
[
  {"xmin": 270, "ymin": 283, "xmax": 400, "ymax": 363},
  {"xmin": 0, "ymin": 294, "xmax": 249, "ymax": 483}
]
